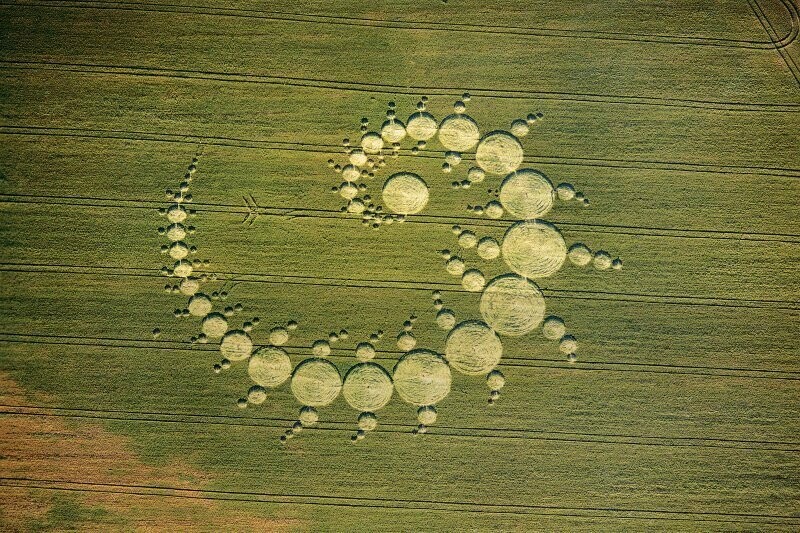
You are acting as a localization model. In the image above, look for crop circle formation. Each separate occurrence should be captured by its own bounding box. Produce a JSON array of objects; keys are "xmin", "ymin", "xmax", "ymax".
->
[{"xmin": 155, "ymin": 96, "xmax": 622, "ymax": 442}]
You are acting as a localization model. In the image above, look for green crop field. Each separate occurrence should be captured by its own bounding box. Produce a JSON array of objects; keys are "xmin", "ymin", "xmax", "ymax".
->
[{"xmin": 1, "ymin": 0, "xmax": 799, "ymax": 531}]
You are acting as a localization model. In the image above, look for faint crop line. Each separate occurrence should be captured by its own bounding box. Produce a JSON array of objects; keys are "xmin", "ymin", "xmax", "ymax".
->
[
  {"xmin": 4, "ymin": 125, "xmax": 800, "ymax": 179},
  {"xmin": 2, "ymin": 408, "xmax": 800, "ymax": 451},
  {"xmin": 2, "ymin": 193, "xmax": 799, "ymax": 243},
  {"xmin": 2, "ymin": 59, "xmax": 800, "ymax": 113},
  {"xmin": 7, "ymin": 0, "xmax": 798, "ymax": 50},
  {"xmin": 0, "ymin": 124, "xmax": 345, "ymax": 154},
  {"xmin": 6, "ymin": 403, "xmax": 799, "ymax": 448},
  {"xmin": 2, "ymin": 336, "xmax": 796, "ymax": 381},
  {"xmin": 1, "ymin": 262, "xmax": 798, "ymax": 310},
  {"xmin": 2, "ymin": 333, "xmax": 798, "ymax": 381},
  {"xmin": 0, "ymin": 478, "xmax": 798, "ymax": 525}
]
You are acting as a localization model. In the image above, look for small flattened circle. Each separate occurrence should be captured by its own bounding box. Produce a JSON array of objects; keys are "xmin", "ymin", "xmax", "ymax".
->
[
  {"xmin": 219, "ymin": 330, "xmax": 253, "ymax": 361},
  {"xmin": 381, "ymin": 119, "xmax": 407, "ymax": 143},
  {"xmin": 188, "ymin": 293, "xmax": 213, "ymax": 317},
  {"xmin": 568, "ymin": 243, "xmax": 593, "ymax": 267},
  {"xmin": 361, "ymin": 132, "xmax": 384, "ymax": 154},
  {"xmin": 201, "ymin": 312, "xmax": 228, "ymax": 338}
]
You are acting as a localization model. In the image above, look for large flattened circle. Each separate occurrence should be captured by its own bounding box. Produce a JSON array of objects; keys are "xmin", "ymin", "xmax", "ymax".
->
[
  {"xmin": 437, "ymin": 114, "xmax": 480, "ymax": 151},
  {"xmin": 406, "ymin": 112, "xmax": 438, "ymax": 140},
  {"xmin": 291, "ymin": 358, "xmax": 342, "ymax": 407},
  {"xmin": 499, "ymin": 169, "xmax": 555, "ymax": 219},
  {"xmin": 444, "ymin": 320, "xmax": 503, "ymax": 375},
  {"xmin": 248, "ymin": 346, "xmax": 292, "ymax": 388},
  {"xmin": 201, "ymin": 312, "xmax": 228, "ymax": 338},
  {"xmin": 392, "ymin": 349, "xmax": 452, "ymax": 406},
  {"xmin": 475, "ymin": 131, "xmax": 523, "ymax": 175},
  {"xmin": 342, "ymin": 362, "xmax": 394, "ymax": 412},
  {"xmin": 166, "ymin": 223, "xmax": 186, "ymax": 242},
  {"xmin": 219, "ymin": 330, "xmax": 253, "ymax": 361},
  {"xmin": 361, "ymin": 132, "xmax": 384, "ymax": 154},
  {"xmin": 480, "ymin": 274, "xmax": 546, "ymax": 336},
  {"xmin": 167, "ymin": 204, "xmax": 187, "ymax": 223},
  {"xmin": 502, "ymin": 220, "xmax": 567, "ymax": 278},
  {"xmin": 382, "ymin": 172, "xmax": 429, "ymax": 214},
  {"xmin": 187, "ymin": 294, "xmax": 212, "ymax": 317},
  {"xmin": 381, "ymin": 119, "xmax": 407, "ymax": 143}
]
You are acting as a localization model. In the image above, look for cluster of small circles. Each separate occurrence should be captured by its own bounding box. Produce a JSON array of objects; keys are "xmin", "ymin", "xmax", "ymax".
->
[
  {"xmin": 431, "ymin": 291, "xmax": 457, "ymax": 331},
  {"xmin": 157, "ymin": 259, "xmax": 209, "ymax": 279},
  {"xmin": 334, "ymin": 188, "xmax": 409, "ymax": 229},
  {"xmin": 451, "ymin": 226, "xmax": 500, "ymax": 259},
  {"xmin": 330, "ymin": 109, "xmax": 438, "ymax": 230},
  {"xmin": 556, "ymin": 182, "xmax": 590, "ymax": 207},
  {"xmin": 442, "ymin": 249, "xmax": 466, "ymax": 276},
  {"xmin": 361, "ymin": 210, "xmax": 408, "ymax": 230},
  {"xmin": 334, "ymin": 95, "xmax": 523, "ymax": 227},
  {"xmin": 395, "ymin": 314, "xmax": 419, "ymax": 351},
  {"xmin": 493, "ymin": 112, "xmax": 543, "ymax": 141},
  {"xmin": 163, "ymin": 156, "xmax": 199, "ymax": 204},
  {"xmin": 465, "ymin": 200, "xmax": 504, "ymax": 219},
  {"xmin": 157, "ymin": 203, "xmax": 203, "ymax": 278},
  {"xmin": 410, "ymin": 139, "xmax": 429, "ymax": 155},
  {"xmin": 157, "ymin": 224, "xmax": 197, "ymax": 238},
  {"xmin": 214, "ymin": 358, "xmax": 232, "ymax": 375},
  {"xmin": 329, "ymin": 129, "xmax": 386, "ymax": 230},
  {"xmin": 161, "ymin": 273, "xmax": 217, "ymax": 296},
  {"xmin": 329, "ymin": 154, "xmax": 386, "ymax": 173},
  {"xmin": 198, "ymin": 99, "xmax": 623, "ymax": 442},
  {"xmin": 208, "ymin": 317, "xmax": 261, "ymax": 372},
  {"xmin": 227, "ymin": 320, "xmax": 299, "ymax": 404},
  {"xmin": 486, "ymin": 369, "xmax": 505, "ymax": 404},
  {"xmin": 567, "ymin": 243, "xmax": 623, "ymax": 271},
  {"xmin": 281, "ymin": 406, "xmax": 319, "ymax": 443},
  {"xmin": 157, "ymin": 155, "xmax": 226, "ymax": 353},
  {"xmin": 449, "ymin": 166, "xmax": 489, "ymax": 192},
  {"xmin": 351, "ymin": 412, "xmax": 379, "ymax": 442},
  {"xmin": 540, "ymin": 316, "xmax": 579, "ymax": 362},
  {"xmin": 330, "ymin": 328, "xmax": 349, "ymax": 343},
  {"xmin": 441, "ymin": 151, "xmax": 463, "ymax": 174},
  {"xmin": 355, "ymin": 329, "xmax": 381, "ymax": 344}
]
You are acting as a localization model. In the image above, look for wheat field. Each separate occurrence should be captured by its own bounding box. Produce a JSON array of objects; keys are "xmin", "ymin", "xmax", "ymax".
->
[{"xmin": 1, "ymin": 0, "xmax": 799, "ymax": 531}]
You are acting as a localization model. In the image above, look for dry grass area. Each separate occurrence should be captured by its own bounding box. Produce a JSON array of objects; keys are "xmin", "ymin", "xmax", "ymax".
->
[{"xmin": 0, "ymin": 373, "xmax": 307, "ymax": 531}]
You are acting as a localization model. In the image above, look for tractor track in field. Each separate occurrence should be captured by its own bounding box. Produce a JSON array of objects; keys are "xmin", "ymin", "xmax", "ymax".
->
[
  {"xmin": 3, "ymin": 59, "xmax": 800, "ymax": 113},
  {"xmin": 4, "ymin": 0, "xmax": 798, "ymax": 50},
  {"xmin": 2, "ymin": 193, "xmax": 799, "ymax": 243},
  {"xmin": 1, "ymin": 477, "xmax": 799, "ymax": 525},
  {"xmin": 1, "ymin": 333, "xmax": 798, "ymax": 381},
  {"xmin": 1, "ymin": 404, "xmax": 799, "ymax": 450},
  {"xmin": 3, "ymin": 125, "xmax": 800, "ymax": 179},
  {"xmin": 1, "ymin": 262, "xmax": 798, "ymax": 311},
  {"xmin": 748, "ymin": 0, "xmax": 800, "ymax": 87}
]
